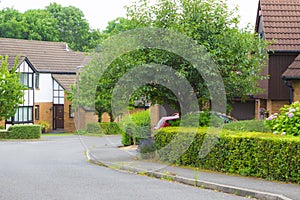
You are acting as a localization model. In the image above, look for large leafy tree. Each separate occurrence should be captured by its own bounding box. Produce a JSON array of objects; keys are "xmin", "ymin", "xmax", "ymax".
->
[
  {"xmin": 72, "ymin": 0, "xmax": 268, "ymax": 120},
  {"xmin": 23, "ymin": 9, "xmax": 60, "ymax": 41},
  {"xmin": 0, "ymin": 55, "xmax": 25, "ymax": 120},
  {"xmin": 0, "ymin": 8, "xmax": 27, "ymax": 39},
  {"xmin": 46, "ymin": 3, "xmax": 100, "ymax": 51},
  {"xmin": 0, "ymin": 4, "xmax": 101, "ymax": 52}
]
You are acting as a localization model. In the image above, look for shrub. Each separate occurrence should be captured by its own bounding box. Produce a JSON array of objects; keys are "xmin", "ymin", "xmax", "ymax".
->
[
  {"xmin": 86, "ymin": 122, "xmax": 102, "ymax": 134},
  {"xmin": 119, "ymin": 110, "xmax": 151, "ymax": 146},
  {"xmin": 99, "ymin": 122, "xmax": 123, "ymax": 135},
  {"xmin": 0, "ymin": 125, "xmax": 5, "ymax": 130},
  {"xmin": 0, "ymin": 130, "xmax": 8, "ymax": 139},
  {"xmin": 8, "ymin": 125, "xmax": 41, "ymax": 139},
  {"xmin": 223, "ymin": 120, "xmax": 271, "ymax": 133},
  {"xmin": 154, "ymin": 127, "xmax": 300, "ymax": 184},
  {"xmin": 265, "ymin": 101, "xmax": 300, "ymax": 136},
  {"xmin": 38, "ymin": 121, "xmax": 50, "ymax": 133}
]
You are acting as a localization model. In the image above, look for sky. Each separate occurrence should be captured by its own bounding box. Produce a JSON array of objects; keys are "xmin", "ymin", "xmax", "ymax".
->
[{"xmin": 0, "ymin": 0, "xmax": 260, "ymax": 31}]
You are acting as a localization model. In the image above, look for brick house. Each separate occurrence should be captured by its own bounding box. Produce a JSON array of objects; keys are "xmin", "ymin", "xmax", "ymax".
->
[
  {"xmin": 0, "ymin": 37, "xmax": 97, "ymax": 132},
  {"xmin": 252, "ymin": 0, "xmax": 300, "ymax": 119}
]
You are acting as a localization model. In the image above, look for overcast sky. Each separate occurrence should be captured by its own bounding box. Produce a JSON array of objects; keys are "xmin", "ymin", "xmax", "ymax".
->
[{"xmin": 0, "ymin": 0, "xmax": 259, "ymax": 31}]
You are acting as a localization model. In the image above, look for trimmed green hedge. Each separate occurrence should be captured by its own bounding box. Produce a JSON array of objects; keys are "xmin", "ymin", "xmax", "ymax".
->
[
  {"xmin": 85, "ymin": 122, "xmax": 123, "ymax": 135},
  {"xmin": 100, "ymin": 122, "xmax": 123, "ymax": 135},
  {"xmin": 7, "ymin": 125, "xmax": 41, "ymax": 139},
  {"xmin": 223, "ymin": 120, "xmax": 271, "ymax": 133},
  {"xmin": 154, "ymin": 127, "xmax": 300, "ymax": 183},
  {"xmin": 0, "ymin": 130, "xmax": 8, "ymax": 139}
]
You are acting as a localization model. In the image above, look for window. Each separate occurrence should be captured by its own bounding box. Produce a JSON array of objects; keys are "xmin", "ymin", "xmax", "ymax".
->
[
  {"xmin": 7, "ymin": 106, "xmax": 33, "ymax": 123},
  {"xmin": 34, "ymin": 105, "xmax": 40, "ymax": 120},
  {"xmin": 20, "ymin": 73, "xmax": 33, "ymax": 88},
  {"xmin": 69, "ymin": 105, "xmax": 74, "ymax": 118},
  {"xmin": 35, "ymin": 73, "xmax": 39, "ymax": 88},
  {"xmin": 53, "ymin": 80, "xmax": 64, "ymax": 104}
]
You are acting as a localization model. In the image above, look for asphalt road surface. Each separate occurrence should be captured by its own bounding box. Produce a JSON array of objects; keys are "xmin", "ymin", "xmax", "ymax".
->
[{"xmin": 0, "ymin": 136, "xmax": 248, "ymax": 200}]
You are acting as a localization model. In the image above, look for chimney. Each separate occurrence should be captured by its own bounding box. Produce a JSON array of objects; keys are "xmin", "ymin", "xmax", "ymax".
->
[{"xmin": 65, "ymin": 43, "xmax": 70, "ymax": 51}]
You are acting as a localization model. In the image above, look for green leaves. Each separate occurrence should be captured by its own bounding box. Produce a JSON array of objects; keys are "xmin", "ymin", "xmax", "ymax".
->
[
  {"xmin": 265, "ymin": 101, "xmax": 300, "ymax": 136},
  {"xmin": 0, "ymin": 55, "xmax": 26, "ymax": 120}
]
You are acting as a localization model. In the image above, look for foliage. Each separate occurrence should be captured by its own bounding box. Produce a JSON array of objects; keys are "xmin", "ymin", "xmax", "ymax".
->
[
  {"xmin": 0, "ymin": 130, "xmax": 8, "ymax": 139},
  {"xmin": 0, "ymin": 125, "xmax": 4, "ymax": 130},
  {"xmin": 154, "ymin": 127, "xmax": 300, "ymax": 183},
  {"xmin": 85, "ymin": 122, "xmax": 102, "ymax": 134},
  {"xmin": 38, "ymin": 121, "xmax": 51, "ymax": 133},
  {"xmin": 99, "ymin": 122, "xmax": 123, "ymax": 135},
  {"xmin": 119, "ymin": 110, "xmax": 151, "ymax": 146},
  {"xmin": 0, "ymin": 4, "xmax": 101, "ymax": 51},
  {"xmin": 265, "ymin": 101, "xmax": 300, "ymax": 136},
  {"xmin": 0, "ymin": 55, "xmax": 25, "ymax": 120},
  {"xmin": 224, "ymin": 120, "xmax": 271, "ymax": 133},
  {"xmin": 78, "ymin": 0, "xmax": 268, "ymax": 118},
  {"xmin": 7, "ymin": 124, "xmax": 41, "ymax": 139}
]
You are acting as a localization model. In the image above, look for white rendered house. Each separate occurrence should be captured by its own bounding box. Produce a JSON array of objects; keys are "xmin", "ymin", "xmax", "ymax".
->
[{"xmin": 0, "ymin": 37, "xmax": 96, "ymax": 132}]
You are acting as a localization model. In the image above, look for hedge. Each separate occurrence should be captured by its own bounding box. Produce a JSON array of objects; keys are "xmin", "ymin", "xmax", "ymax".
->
[
  {"xmin": 7, "ymin": 125, "xmax": 41, "ymax": 139},
  {"xmin": 154, "ymin": 127, "xmax": 300, "ymax": 183},
  {"xmin": 85, "ymin": 122, "xmax": 123, "ymax": 135},
  {"xmin": 223, "ymin": 120, "xmax": 271, "ymax": 133}
]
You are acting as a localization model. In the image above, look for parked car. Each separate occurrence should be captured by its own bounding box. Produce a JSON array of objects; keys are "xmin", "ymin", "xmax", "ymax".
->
[{"xmin": 154, "ymin": 113, "xmax": 180, "ymax": 130}]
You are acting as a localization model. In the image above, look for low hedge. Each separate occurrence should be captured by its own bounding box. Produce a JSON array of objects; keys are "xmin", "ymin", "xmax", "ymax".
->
[
  {"xmin": 7, "ymin": 125, "xmax": 41, "ymax": 139},
  {"xmin": 154, "ymin": 127, "xmax": 300, "ymax": 183},
  {"xmin": 223, "ymin": 120, "xmax": 271, "ymax": 133},
  {"xmin": 85, "ymin": 122, "xmax": 123, "ymax": 135},
  {"xmin": 100, "ymin": 122, "xmax": 123, "ymax": 135}
]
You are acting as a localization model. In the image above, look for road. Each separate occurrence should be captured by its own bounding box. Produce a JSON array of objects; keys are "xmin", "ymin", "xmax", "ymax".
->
[{"xmin": 0, "ymin": 136, "xmax": 248, "ymax": 200}]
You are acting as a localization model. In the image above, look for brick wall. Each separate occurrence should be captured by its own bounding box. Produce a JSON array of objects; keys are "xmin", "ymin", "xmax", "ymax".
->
[
  {"xmin": 34, "ymin": 102, "xmax": 53, "ymax": 131},
  {"xmin": 267, "ymin": 100, "xmax": 289, "ymax": 115},
  {"xmin": 293, "ymin": 80, "xmax": 300, "ymax": 102},
  {"xmin": 64, "ymin": 95, "xmax": 76, "ymax": 133}
]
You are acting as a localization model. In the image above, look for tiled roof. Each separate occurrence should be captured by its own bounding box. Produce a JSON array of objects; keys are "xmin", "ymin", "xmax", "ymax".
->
[
  {"xmin": 52, "ymin": 74, "xmax": 77, "ymax": 91},
  {"xmin": 282, "ymin": 54, "xmax": 300, "ymax": 79},
  {"xmin": 0, "ymin": 37, "xmax": 90, "ymax": 73},
  {"xmin": 259, "ymin": 0, "xmax": 300, "ymax": 51}
]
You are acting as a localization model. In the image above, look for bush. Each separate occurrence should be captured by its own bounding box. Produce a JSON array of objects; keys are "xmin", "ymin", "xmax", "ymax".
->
[
  {"xmin": 0, "ymin": 130, "xmax": 8, "ymax": 139},
  {"xmin": 223, "ymin": 120, "xmax": 271, "ymax": 133},
  {"xmin": 0, "ymin": 125, "xmax": 5, "ymax": 130},
  {"xmin": 85, "ymin": 122, "xmax": 123, "ymax": 135},
  {"xmin": 85, "ymin": 122, "xmax": 102, "ymax": 134},
  {"xmin": 154, "ymin": 127, "xmax": 300, "ymax": 184},
  {"xmin": 265, "ymin": 101, "xmax": 300, "ymax": 136},
  {"xmin": 119, "ymin": 110, "xmax": 151, "ymax": 146},
  {"xmin": 38, "ymin": 121, "xmax": 50, "ymax": 133},
  {"xmin": 8, "ymin": 125, "xmax": 41, "ymax": 139}
]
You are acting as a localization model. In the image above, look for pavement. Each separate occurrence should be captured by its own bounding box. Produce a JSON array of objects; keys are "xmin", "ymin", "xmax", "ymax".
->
[{"xmin": 80, "ymin": 135, "xmax": 300, "ymax": 200}]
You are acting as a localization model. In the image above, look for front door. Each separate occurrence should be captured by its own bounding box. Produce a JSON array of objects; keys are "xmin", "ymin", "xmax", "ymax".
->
[{"xmin": 53, "ymin": 105, "xmax": 64, "ymax": 129}]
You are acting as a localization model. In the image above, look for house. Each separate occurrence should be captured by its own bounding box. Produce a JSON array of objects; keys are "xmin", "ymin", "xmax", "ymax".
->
[
  {"xmin": 251, "ymin": 0, "xmax": 300, "ymax": 118},
  {"xmin": 0, "ymin": 37, "xmax": 97, "ymax": 132}
]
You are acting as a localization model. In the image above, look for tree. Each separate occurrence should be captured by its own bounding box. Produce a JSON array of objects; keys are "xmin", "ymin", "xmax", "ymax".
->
[
  {"xmin": 0, "ymin": 8, "xmax": 27, "ymax": 39},
  {"xmin": 0, "ymin": 4, "xmax": 101, "ymax": 52},
  {"xmin": 73, "ymin": 0, "xmax": 268, "ymax": 120},
  {"xmin": 23, "ymin": 9, "xmax": 60, "ymax": 41},
  {"xmin": 0, "ymin": 55, "xmax": 25, "ymax": 120},
  {"xmin": 46, "ymin": 3, "xmax": 101, "ymax": 51}
]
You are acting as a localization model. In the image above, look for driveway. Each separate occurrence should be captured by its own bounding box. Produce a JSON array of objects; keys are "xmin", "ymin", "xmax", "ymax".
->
[{"xmin": 0, "ymin": 136, "xmax": 247, "ymax": 200}]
